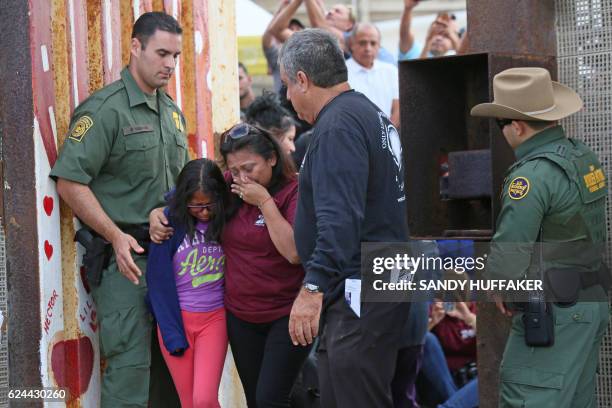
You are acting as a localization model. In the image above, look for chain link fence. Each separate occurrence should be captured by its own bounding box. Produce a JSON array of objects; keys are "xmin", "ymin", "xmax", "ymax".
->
[
  {"xmin": 0, "ymin": 219, "xmax": 8, "ymax": 407},
  {"xmin": 556, "ymin": 0, "xmax": 612, "ymax": 405}
]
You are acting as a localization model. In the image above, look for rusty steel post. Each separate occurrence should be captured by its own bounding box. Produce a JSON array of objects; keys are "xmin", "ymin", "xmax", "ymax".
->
[
  {"xmin": 206, "ymin": 2, "xmax": 245, "ymax": 406},
  {"xmin": 466, "ymin": 2, "xmax": 557, "ymax": 407},
  {"xmin": 467, "ymin": 0, "xmax": 557, "ymax": 56},
  {"xmin": 0, "ymin": 0, "xmax": 43, "ymax": 405}
]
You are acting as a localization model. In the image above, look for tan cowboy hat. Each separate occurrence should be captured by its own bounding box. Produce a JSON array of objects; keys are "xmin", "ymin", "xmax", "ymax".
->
[{"xmin": 471, "ymin": 67, "xmax": 583, "ymax": 121}]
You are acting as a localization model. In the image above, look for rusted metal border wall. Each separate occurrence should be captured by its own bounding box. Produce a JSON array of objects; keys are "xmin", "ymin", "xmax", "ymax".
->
[
  {"xmin": 0, "ymin": 219, "xmax": 8, "ymax": 408},
  {"xmin": 0, "ymin": 3, "xmax": 43, "ymax": 408},
  {"xmin": 0, "ymin": 0, "xmax": 240, "ymax": 406},
  {"xmin": 205, "ymin": 0, "xmax": 245, "ymax": 406}
]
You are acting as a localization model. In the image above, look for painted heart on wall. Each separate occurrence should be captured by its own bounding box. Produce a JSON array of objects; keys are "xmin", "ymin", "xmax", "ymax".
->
[
  {"xmin": 43, "ymin": 196, "xmax": 54, "ymax": 216},
  {"xmin": 44, "ymin": 240, "xmax": 53, "ymax": 260},
  {"xmin": 50, "ymin": 335, "xmax": 94, "ymax": 403}
]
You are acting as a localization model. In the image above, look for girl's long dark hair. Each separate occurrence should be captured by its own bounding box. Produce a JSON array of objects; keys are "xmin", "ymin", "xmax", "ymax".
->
[
  {"xmin": 168, "ymin": 158, "xmax": 228, "ymax": 243},
  {"xmin": 220, "ymin": 124, "xmax": 296, "ymax": 219}
]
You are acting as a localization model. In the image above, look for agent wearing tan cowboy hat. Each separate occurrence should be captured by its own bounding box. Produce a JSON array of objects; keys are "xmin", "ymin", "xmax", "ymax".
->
[{"xmin": 472, "ymin": 67, "xmax": 610, "ymax": 407}]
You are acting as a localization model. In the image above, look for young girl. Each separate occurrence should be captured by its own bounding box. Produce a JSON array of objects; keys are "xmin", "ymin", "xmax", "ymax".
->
[{"xmin": 146, "ymin": 158, "xmax": 229, "ymax": 408}]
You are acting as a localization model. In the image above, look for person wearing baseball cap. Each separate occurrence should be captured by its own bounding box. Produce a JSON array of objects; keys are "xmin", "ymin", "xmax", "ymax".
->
[{"xmin": 472, "ymin": 67, "xmax": 610, "ymax": 407}]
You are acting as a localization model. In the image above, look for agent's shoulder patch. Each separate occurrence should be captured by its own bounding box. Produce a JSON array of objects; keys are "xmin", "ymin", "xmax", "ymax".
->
[
  {"xmin": 508, "ymin": 176, "xmax": 530, "ymax": 200},
  {"xmin": 69, "ymin": 115, "xmax": 94, "ymax": 142},
  {"xmin": 582, "ymin": 164, "xmax": 607, "ymax": 193}
]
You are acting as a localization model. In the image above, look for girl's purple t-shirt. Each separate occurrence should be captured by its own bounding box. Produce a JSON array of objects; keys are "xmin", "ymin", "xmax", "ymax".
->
[{"xmin": 172, "ymin": 221, "xmax": 225, "ymax": 312}]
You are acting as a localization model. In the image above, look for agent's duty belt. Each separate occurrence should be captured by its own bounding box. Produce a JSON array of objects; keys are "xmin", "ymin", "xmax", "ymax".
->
[
  {"xmin": 118, "ymin": 223, "xmax": 151, "ymax": 250},
  {"xmin": 75, "ymin": 223, "xmax": 151, "ymax": 287},
  {"xmin": 511, "ymin": 265, "xmax": 610, "ymax": 312}
]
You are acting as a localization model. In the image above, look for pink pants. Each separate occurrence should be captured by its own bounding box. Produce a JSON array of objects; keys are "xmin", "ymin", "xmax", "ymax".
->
[{"xmin": 158, "ymin": 307, "xmax": 228, "ymax": 408}]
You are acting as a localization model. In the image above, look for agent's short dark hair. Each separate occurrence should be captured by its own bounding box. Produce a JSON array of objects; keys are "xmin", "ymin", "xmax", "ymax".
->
[
  {"xmin": 245, "ymin": 92, "xmax": 295, "ymax": 135},
  {"xmin": 279, "ymin": 29, "xmax": 347, "ymax": 88},
  {"xmin": 220, "ymin": 124, "xmax": 296, "ymax": 218},
  {"xmin": 132, "ymin": 12, "xmax": 182, "ymax": 49},
  {"xmin": 524, "ymin": 120, "xmax": 557, "ymax": 131},
  {"xmin": 168, "ymin": 159, "xmax": 228, "ymax": 243}
]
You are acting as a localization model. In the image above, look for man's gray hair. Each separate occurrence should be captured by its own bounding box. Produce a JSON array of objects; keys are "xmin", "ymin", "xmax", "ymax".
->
[
  {"xmin": 350, "ymin": 22, "xmax": 381, "ymax": 41},
  {"xmin": 279, "ymin": 29, "xmax": 348, "ymax": 88}
]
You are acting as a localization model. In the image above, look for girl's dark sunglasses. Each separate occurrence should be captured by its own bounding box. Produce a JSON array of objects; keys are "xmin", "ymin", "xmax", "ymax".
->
[{"xmin": 187, "ymin": 203, "xmax": 216, "ymax": 211}]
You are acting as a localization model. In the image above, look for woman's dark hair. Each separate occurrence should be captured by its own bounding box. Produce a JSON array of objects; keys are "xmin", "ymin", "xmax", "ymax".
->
[
  {"xmin": 168, "ymin": 159, "xmax": 228, "ymax": 243},
  {"xmin": 220, "ymin": 124, "xmax": 296, "ymax": 217},
  {"xmin": 245, "ymin": 91, "xmax": 294, "ymax": 136}
]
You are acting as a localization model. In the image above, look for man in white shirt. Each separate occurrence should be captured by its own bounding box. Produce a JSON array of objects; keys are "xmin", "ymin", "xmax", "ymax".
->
[{"xmin": 346, "ymin": 22, "xmax": 400, "ymax": 127}]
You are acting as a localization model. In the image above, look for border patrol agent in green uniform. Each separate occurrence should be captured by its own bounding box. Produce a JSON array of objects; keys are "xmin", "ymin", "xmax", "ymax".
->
[
  {"xmin": 50, "ymin": 12, "xmax": 188, "ymax": 408},
  {"xmin": 472, "ymin": 68, "xmax": 610, "ymax": 408}
]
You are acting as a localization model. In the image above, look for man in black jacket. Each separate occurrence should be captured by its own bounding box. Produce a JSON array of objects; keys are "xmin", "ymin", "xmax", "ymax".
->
[{"xmin": 281, "ymin": 29, "xmax": 410, "ymax": 408}]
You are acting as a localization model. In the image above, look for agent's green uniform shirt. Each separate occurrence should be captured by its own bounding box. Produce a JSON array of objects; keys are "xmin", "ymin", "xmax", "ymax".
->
[
  {"xmin": 50, "ymin": 67, "xmax": 190, "ymax": 225},
  {"xmin": 486, "ymin": 125, "xmax": 610, "ymax": 408},
  {"xmin": 486, "ymin": 125, "xmax": 607, "ymax": 279}
]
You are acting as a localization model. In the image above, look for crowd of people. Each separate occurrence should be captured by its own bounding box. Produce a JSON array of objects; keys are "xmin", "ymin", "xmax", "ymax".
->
[{"xmin": 49, "ymin": 2, "xmax": 609, "ymax": 408}]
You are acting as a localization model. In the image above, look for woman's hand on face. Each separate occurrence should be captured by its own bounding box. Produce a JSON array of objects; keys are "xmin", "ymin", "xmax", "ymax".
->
[
  {"xmin": 231, "ymin": 177, "xmax": 271, "ymax": 207},
  {"xmin": 428, "ymin": 301, "xmax": 446, "ymax": 330},
  {"xmin": 446, "ymin": 301, "xmax": 476, "ymax": 325}
]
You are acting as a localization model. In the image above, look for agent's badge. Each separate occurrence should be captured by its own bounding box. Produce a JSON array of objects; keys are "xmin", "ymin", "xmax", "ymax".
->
[
  {"xmin": 508, "ymin": 177, "xmax": 530, "ymax": 200},
  {"xmin": 69, "ymin": 116, "xmax": 93, "ymax": 142},
  {"xmin": 172, "ymin": 111, "xmax": 184, "ymax": 132}
]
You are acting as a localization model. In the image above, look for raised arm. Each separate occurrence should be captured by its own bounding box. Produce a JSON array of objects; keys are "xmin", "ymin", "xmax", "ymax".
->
[
  {"xmin": 263, "ymin": 0, "xmax": 290, "ymax": 49},
  {"xmin": 457, "ymin": 32, "xmax": 469, "ymax": 55},
  {"xmin": 266, "ymin": 0, "xmax": 303, "ymax": 45},
  {"xmin": 399, "ymin": 0, "xmax": 420, "ymax": 54},
  {"xmin": 303, "ymin": 0, "xmax": 347, "ymax": 49},
  {"xmin": 420, "ymin": 22, "xmax": 438, "ymax": 58}
]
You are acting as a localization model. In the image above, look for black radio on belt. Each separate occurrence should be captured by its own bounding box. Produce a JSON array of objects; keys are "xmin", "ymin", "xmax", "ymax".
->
[
  {"xmin": 522, "ymin": 291, "xmax": 554, "ymax": 347},
  {"xmin": 521, "ymin": 227, "xmax": 555, "ymax": 347}
]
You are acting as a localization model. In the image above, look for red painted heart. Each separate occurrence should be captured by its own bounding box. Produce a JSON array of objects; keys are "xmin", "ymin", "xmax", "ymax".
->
[
  {"xmin": 43, "ymin": 196, "xmax": 54, "ymax": 216},
  {"xmin": 44, "ymin": 241, "xmax": 53, "ymax": 260},
  {"xmin": 51, "ymin": 336, "xmax": 94, "ymax": 402}
]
